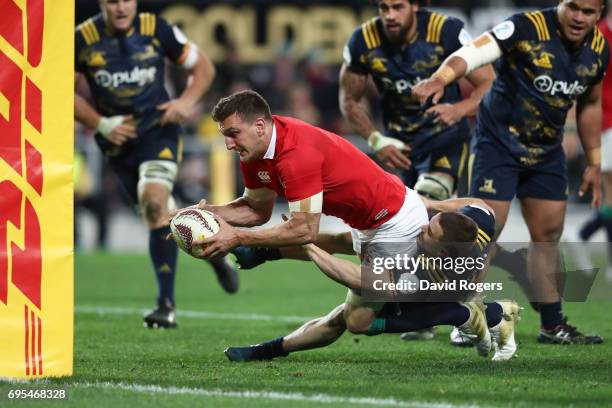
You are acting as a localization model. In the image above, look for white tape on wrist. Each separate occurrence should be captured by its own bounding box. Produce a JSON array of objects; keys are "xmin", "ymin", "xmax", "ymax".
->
[
  {"xmin": 96, "ymin": 116, "xmax": 124, "ymax": 138},
  {"xmin": 367, "ymin": 131, "xmax": 406, "ymax": 152}
]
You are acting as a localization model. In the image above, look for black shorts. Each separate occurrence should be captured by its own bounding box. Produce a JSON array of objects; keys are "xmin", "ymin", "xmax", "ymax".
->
[{"xmin": 95, "ymin": 123, "xmax": 181, "ymax": 203}]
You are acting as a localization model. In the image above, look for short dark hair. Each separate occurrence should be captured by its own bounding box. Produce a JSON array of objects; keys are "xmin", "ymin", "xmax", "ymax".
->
[
  {"xmin": 438, "ymin": 212, "xmax": 478, "ymax": 244},
  {"xmin": 212, "ymin": 90, "xmax": 273, "ymax": 123}
]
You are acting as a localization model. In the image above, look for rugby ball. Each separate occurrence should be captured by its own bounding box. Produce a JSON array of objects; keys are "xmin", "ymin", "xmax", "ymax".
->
[{"xmin": 170, "ymin": 208, "xmax": 220, "ymax": 257}]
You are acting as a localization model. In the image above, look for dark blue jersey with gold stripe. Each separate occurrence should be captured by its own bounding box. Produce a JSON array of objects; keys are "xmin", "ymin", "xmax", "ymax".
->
[
  {"xmin": 479, "ymin": 8, "xmax": 610, "ymax": 160},
  {"xmin": 75, "ymin": 13, "xmax": 188, "ymax": 134},
  {"xmin": 343, "ymin": 10, "xmax": 471, "ymax": 153}
]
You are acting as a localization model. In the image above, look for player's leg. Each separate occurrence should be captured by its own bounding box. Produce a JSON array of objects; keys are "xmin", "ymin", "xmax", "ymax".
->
[
  {"xmin": 518, "ymin": 161, "xmax": 602, "ymax": 344},
  {"xmin": 232, "ymin": 232, "xmax": 354, "ymax": 269},
  {"xmin": 225, "ymin": 304, "xmax": 347, "ymax": 362},
  {"xmin": 137, "ymin": 160, "xmax": 181, "ymax": 328},
  {"xmin": 602, "ymin": 171, "xmax": 612, "ymax": 280}
]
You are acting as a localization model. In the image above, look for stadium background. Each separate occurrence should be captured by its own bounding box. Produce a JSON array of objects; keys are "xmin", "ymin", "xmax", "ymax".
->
[{"xmin": 74, "ymin": 0, "xmax": 605, "ymax": 251}]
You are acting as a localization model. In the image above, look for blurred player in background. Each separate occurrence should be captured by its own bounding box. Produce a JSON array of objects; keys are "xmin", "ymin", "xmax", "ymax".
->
[
  {"xmin": 414, "ymin": 0, "xmax": 609, "ymax": 344},
  {"xmin": 341, "ymin": 0, "xmax": 494, "ymax": 200},
  {"xmin": 74, "ymin": 0, "xmax": 238, "ymax": 329},
  {"xmin": 579, "ymin": 2, "xmax": 612, "ymax": 281}
]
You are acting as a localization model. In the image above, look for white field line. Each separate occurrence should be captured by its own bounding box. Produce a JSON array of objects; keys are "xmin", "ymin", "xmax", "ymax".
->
[
  {"xmin": 76, "ymin": 305, "xmax": 314, "ymax": 323},
  {"xmin": 70, "ymin": 381, "xmax": 484, "ymax": 408}
]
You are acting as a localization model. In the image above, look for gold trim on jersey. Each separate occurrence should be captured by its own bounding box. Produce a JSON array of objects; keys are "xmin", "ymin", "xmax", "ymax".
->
[
  {"xmin": 476, "ymin": 228, "xmax": 491, "ymax": 252},
  {"xmin": 362, "ymin": 18, "xmax": 381, "ymax": 49},
  {"xmin": 427, "ymin": 12, "xmax": 447, "ymax": 43},
  {"xmin": 78, "ymin": 18, "xmax": 100, "ymax": 45},
  {"xmin": 139, "ymin": 13, "xmax": 156, "ymax": 36},
  {"xmin": 524, "ymin": 11, "xmax": 550, "ymax": 41},
  {"xmin": 591, "ymin": 27, "xmax": 605, "ymax": 54}
]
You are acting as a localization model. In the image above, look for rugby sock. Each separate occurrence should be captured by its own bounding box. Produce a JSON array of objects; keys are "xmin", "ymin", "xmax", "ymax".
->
[
  {"xmin": 484, "ymin": 302, "xmax": 503, "ymax": 327},
  {"xmin": 579, "ymin": 211, "xmax": 602, "ymax": 241},
  {"xmin": 540, "ymin": 302, "xmax": 564, "ymax": 328},
  {"xmin": 368, "ymin": 303, "xmax": 469, "ymax": 335},
  {"xmin": 249, "ymin": 337, "xmax": 289, "ymax": 360},
  {"xmin": 149, "ymin": 226, "xmax": 178, "ymax": 305},
  {"xmin": 232, "ymin": 246, "xmax": 282, "ymax": 269}
]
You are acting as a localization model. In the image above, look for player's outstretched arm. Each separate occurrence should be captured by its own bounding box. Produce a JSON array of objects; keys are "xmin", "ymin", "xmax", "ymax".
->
[
  {"xmin": 420, "ymin": 195, "xmax": 494, "ymax": 217},
  {"xmin": 427, "ymin": 65, "xmax": 495, "ymax": 126},
  {"xmin": 302, "ymin": 244, "xmax": 361, "ymax": 290},
  {"xmin": 339, "ymin": 64, "xmax": 411, "ymax": 170},
  {"xmin": 414, "ymin": 33, "xmax": 502, "ymax": 105},
  {"xmin": 576, "ymin": 82, "xmax": 604, "ymax": 208}
]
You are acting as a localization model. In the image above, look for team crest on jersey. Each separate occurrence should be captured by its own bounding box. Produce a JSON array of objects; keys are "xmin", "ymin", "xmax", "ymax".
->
[
  {"xmin": 575, "ymin": 63, "xmax": 599, "ymax": 77},
  {"xmin": 533, "ymin": 52, "xmax": 554, "ymax": 69},
  {"xmin": 478, "ymin": 179, "xmax": 497, "ymax": 194},
  {"xmin": 133, "ymin": 45, "xmax": 159, "ymax": 62},
  {"xmin": 258, "ymin": 171, "xmax": 272, "ymax": 183},
  {"xmin": 87, "ymin": 51, "xmax": 107, "ymax": 67}
]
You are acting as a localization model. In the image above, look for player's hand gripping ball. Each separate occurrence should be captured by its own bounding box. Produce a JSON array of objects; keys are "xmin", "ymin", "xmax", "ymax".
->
[{"xmin": 170, "ymin": 208, "xmax": 220, "ymax": 258}]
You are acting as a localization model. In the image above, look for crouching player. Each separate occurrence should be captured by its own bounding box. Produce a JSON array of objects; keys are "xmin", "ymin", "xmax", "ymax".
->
[{"xmin": 225, "ymin": 197, "xmax": 521, "ymax": 362}]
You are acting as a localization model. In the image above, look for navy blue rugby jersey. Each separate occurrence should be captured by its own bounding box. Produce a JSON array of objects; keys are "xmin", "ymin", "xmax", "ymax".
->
[
  {"xmin": 75, "ymin": 13, "xmax": 190, "ymax": 133},
  {"xmin": 479, "ymin": 8, "xmax": 609, "ymax": 161},
  {"xmin": 343, "ymin": 10, "xmax": 472, "ymax": 151}
]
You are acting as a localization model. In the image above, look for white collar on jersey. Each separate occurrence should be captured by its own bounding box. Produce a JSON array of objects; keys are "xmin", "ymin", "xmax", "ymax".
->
[{"xmin": 263, "ymin": 123, "xmax": 277, "ymax": 160}]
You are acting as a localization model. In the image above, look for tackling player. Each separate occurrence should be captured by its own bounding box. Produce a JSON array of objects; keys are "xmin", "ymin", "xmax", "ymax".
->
[
  {"xmin": 224, "ymin": 199, "xmax": 521, "ymax": 362},
  {"xmin": 74, "ymin": 0, "xmax": 238, "ymax": 329},
  {"xmin": 413, "ymin": 0, "xmax": 609, "ymax": 344},
  {"xmin": 340, "ymin": 0, "xmax": 494, "ymax": 199},
  {"xmin": 579, "ymin": 2, "xmax": 612, "ymax": 281}
]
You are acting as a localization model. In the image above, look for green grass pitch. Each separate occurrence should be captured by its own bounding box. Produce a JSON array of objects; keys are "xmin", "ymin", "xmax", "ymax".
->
[{"xmin": 2, "ymin": 252, "xmax": 612, "ymax": 407}]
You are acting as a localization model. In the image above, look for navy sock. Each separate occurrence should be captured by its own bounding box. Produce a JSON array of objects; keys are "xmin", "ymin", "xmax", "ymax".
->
[
  {"xmin": 149, "ymin": 226, "xmax": 178, "ymax": 305},
  {"xmin": 579, "ymin": 211, "xmax": 603, "ymax": 241},
  {"xmin": 540, "ymin": 302, "xmax": 564, "ymax": 328},
  {"xmin": 250, "ymin": 337, "xmax": 289, "ymax": 360},
  {"xmin": 485, "ymin": 302, "xmax": 503, "ymax": 327},
  {"xmin": 369, "ymin": 303, "xmax": 469, "ymax": 335}
]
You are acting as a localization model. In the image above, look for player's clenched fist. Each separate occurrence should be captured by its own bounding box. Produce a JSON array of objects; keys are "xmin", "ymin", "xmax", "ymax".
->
[{"xmin": 96, "ymin": 115, "xmax": 137, "ymax": 146}]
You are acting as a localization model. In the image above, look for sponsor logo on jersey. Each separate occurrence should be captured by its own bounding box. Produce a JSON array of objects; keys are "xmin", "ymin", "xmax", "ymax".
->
[
  {"xmin": 87, "ymin": 51, "xmax": 106, "ymax": 67},
  {"xmin": 258, "ymin": 171, "xmax": 272, "ymax": 183},
  {"xmin": 94, "ymin": 66, "xmax": 157, "ymax": 88},
  {"xmin": 532, "ymin": 75, "xmax": 587, "ymax": 97},
  {"xmin": 478, "ymin": 179, "xmax": 497, "ymax": 194},
  {"xmin": 158, "ymin": 148, "xmax": 174, "ymax": 160},
  {"xmin": 433, "ymin": 156, "xmax": 452, "ymax": 169},
  {"xmin": 533, "ymin": 52, "xmax": 554, "ymax": 69},
  {"xmin": 380, "ymin": 77, "xmax": 423, "ymax": 94},
  {"xmin": 370, "ymin": 57, "xmax": 387, "ymax": 73}
]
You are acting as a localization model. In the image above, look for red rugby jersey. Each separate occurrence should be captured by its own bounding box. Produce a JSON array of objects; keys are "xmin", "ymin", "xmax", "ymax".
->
[{"xmin": 240, "ymin": 116, "xmax": 406, "ymax": 230}]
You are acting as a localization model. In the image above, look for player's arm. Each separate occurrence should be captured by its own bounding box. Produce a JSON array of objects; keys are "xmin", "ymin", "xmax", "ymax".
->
[
  {"xmin": 420, "ymin": 195, "xmax": 494, "ymax": 217},
  {"xmin": 74, "ymin": 73, "xmax": 136, "ymax": 145},
  {"xmin": 576, "ymin": 82, "xmax": 604, "ymax": 207},
  {"xmin": 339, "ymin": 64, "xmax": 411, "ymax": 170},
  {"xmin": 196, "ymin": 194, "xmax": 323, "ymax": 259},
  {"xmin": 303, "ymin": 244, "xmax": 361, "ymax": 290},
  {"xmin": 198, "ymin": 188, "xmax": 276, "ymax": 228},
  {"xmin": 426, "ymin": 65, "xmax": 495, "ymax": 126},
  {"xmin": 158, "ymin": 47, "xmax": 215, "ymax": 125},
  {"xmin": 413, "ymin": 32, "xmax": 502, "ymax": 105}
]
